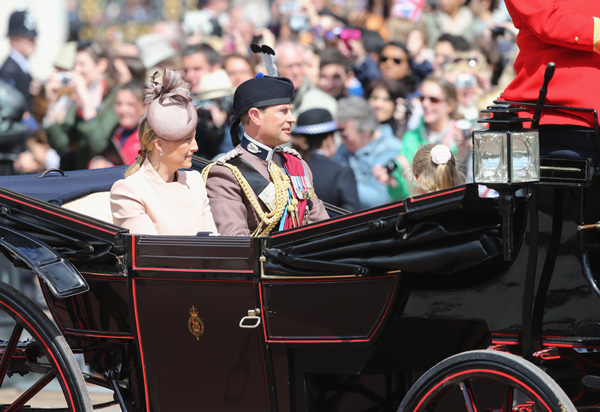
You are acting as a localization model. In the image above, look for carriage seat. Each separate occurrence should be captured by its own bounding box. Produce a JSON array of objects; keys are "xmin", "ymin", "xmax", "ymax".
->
[{"xmin": 62, "ymin": 191, "xmax": 114, "ymax": 224}]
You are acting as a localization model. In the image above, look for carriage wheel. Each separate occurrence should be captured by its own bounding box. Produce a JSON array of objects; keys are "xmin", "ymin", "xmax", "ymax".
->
[
  {"xmin": 0, "ymin": 281, "xmax": 92, "ymax": 411},
  {"xmin": 397, "ymin": 350, "xmax": 575, "ymax": 412}
]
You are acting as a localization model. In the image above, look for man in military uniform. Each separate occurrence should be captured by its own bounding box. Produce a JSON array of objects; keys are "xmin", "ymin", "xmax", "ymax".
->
[
  {"xmin": 0, "ymin": 9, "xmax": 37, "ymax": 111},
  {"xmin": 203, "ymin": 74, "xmax": 330, "ymax": 236}
]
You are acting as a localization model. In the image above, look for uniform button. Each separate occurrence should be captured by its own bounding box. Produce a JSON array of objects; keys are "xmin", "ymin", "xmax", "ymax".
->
[{"xmin": 575, "ymin": 36, "xmax": 580, "ymax": 43}]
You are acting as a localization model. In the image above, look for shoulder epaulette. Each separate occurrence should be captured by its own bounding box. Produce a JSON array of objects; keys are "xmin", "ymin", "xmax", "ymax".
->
[
  {"xmin": 202, "ymin": 148, "xmax": 243, "ymax": 180},
  {"xmin": 215, "ymin": 148, "xmax": 243, "ymax": 165}
]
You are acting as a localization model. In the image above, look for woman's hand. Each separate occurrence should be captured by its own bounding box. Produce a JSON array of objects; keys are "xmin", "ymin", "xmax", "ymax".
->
[
  {"xmin": 298, "ymin": 0, "xmax": 319, "ymax": 28},
  {"xmin": 13, "ymin": 150, "xmax": 41, "ymax": 174},
  {"xmin": 44, "ymin": 73, "xmax": 63, "ymax": 105},
  {"xmin": 208, "ymin": 105, "xmax": 228, "ymax": 128},
  {"xmin": 393, "ymin": 97, "xmax": 409, "ymax": 122},
  {"xmin": 254, "ymin": 27, "xmax": 276, "ymax": 48},
  {"xmin": 372, "ymin": 164, "xmax": 397, "ymax": 186},
  {"xmin": 44, "ymin": 72, "xmax": 76, "ymax": 126},
  {"xmin": 70, "ymin": 71, "xmax": 98, "ymax": 121},
  {"xmin": 346, "ymin": 37, "xmax": 367, "ymax": 66}
]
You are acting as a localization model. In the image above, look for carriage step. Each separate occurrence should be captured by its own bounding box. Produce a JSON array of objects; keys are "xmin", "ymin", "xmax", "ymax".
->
[{"xmin": 582, "ymin": 375, "xmax": 600, "ymax": 389}]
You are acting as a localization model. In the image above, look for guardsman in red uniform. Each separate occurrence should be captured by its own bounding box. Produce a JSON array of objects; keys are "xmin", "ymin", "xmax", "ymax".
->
[{"xmin": 501, "ymin": 1, "xmax": 600, "ymax": 160}]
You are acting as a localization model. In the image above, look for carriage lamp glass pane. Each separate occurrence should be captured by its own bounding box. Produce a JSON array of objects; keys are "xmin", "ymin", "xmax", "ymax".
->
[
  {"xmin": 482, "ymin": 141, "xmax": 501, "ymax": 170},
  {"xmin": 474, "ymin": 131, "xmax": 507, "ymax": 184},
  {"xmin": 511, "ymin": 131, "xmax": 540, "ymax": 183}
]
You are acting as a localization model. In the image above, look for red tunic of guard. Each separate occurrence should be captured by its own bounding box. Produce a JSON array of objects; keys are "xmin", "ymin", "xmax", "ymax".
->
[{"xmin": 502, "ymin": 0, "xmax": 600, "ymax": 128}]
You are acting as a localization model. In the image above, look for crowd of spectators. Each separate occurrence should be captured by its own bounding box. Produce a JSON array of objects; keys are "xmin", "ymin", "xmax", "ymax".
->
[{"xmin": 0, "ymin": 0, "xmax": 519, "ymax": 210}]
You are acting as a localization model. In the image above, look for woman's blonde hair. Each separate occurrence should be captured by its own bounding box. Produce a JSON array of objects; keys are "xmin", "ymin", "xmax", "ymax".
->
[
  {"xmin": 124, "ymin": 115, "xmax": 160, "ymax": 177},
  {"xmin": 411, "ymin": 144, "xmax": 463, "ymax": 196}
]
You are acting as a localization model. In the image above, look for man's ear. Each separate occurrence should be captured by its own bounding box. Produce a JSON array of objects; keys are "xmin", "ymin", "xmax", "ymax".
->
[{"xmin": 248, "ymin": 107, "xmax": 262, "ymax": 126}]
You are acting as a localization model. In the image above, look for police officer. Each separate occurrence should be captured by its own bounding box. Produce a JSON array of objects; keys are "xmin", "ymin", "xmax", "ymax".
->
[
  {"xmin": 203, "ymin": 73, "xmax": 330, "ymax": 236},
  {"xmin": 0, "ymin": 9, "xmax": 38, "ymax": 111}
]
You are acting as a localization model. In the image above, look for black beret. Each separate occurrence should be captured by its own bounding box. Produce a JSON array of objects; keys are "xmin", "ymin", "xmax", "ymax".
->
[
  {"xmin": 230, "ymin": 75, "xmax": 294, "ymax": 146},
  {"xmin": 7, "ymin": 10, "xmax": 37, "ymax": 39},
  {"xmin": 293, "ymin": 108, "xmax": 338, "ymax": 136}
]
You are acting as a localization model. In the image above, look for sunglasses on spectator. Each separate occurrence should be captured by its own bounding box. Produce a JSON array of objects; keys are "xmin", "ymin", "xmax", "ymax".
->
[
  {"xmin": 380, "ymin": 56, "xmax": 403, "ymax": 64},
  {"xmin": 418, "ymin": 95, "xmax": 445, "ymax": 104}
]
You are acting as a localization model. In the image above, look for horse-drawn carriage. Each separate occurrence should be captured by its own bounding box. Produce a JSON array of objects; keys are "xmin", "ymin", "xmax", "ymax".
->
[{"xmin": 0, "ymin": 92, "xmax": 599, "ymax": 411}]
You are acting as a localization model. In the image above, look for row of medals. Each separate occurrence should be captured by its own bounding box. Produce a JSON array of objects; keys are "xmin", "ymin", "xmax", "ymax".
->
[{"xmin": 287, "ymin": 185, "xmax": 315, "ymax": 227}]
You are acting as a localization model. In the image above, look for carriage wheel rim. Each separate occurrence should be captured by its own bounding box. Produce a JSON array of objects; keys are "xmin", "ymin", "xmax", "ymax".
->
[
  {"xmin": 0, "ymin": 298, "xmax": 77, "ymax": 410},
  {"xmin": 412, "ymin": 368, "xmax": 553, "ymax": 412}
]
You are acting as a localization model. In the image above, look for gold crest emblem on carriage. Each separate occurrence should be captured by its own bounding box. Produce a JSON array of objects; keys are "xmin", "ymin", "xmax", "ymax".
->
[{"xmin": 187, "ymin": 305, "xmax": 204, "ymax": 340}]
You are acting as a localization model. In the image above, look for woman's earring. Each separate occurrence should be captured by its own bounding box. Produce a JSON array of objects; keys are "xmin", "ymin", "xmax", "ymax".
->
[{"xmin": 159, "ymin": 151, "xmax": 163, "ymax": 157}]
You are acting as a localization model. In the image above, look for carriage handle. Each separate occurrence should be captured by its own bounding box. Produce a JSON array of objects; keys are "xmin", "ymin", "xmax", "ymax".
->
[
  {"xmin": 578, "ymin": 221, "xmax": 600, "ymax": 231},
  {"xmin": 39, "ymin": 168, "xmax": 67, "ymax": 178},
  {"xmin": 239, "ymin": 308, "xmax": 261, "ymax": 328}
]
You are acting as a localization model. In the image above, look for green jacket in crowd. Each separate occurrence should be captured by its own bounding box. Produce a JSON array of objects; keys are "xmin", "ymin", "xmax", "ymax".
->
[{"xmin": 46, "ymin": 86, "xmax": 119, "ymax": 170}]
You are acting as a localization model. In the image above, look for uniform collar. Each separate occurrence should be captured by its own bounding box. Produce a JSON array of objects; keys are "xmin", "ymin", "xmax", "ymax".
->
[{"xmin": 241, "ymin": 133, "xmax": 279, "ymax": 162}]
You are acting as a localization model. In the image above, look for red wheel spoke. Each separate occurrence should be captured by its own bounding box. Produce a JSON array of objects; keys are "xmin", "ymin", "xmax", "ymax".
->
[
  {"xmin": 459, "ymin": 381, "xmax": 479, "ymax": 412},
  {"xmin": 399, "ymin": 351, "xmax": 575, "ymax": 412},
  {"xmin": 0, "ymin": 283, "xmax": 92, "ymax": 411},
  {"xmin": 0, "ymin": 322, "xmax": 23, "ymax": 388},
  {"xmin": 502, "ymin": 386, "xmax": 514, "ymax": 412},
  {"xmin": 4, "ymin": 370, "xmax": 55, "ymax": 412}
]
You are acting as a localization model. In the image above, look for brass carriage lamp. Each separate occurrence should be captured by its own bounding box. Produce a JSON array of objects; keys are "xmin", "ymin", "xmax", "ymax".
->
[{"xmin": 473, "ymin": 105, "xmax": 540, "ymax": 186}]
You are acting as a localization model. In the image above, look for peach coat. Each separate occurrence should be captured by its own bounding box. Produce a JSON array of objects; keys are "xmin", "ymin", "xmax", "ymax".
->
[{"xmin": 110, "ymin": 159, "xmax": 218, "ymax": 235}]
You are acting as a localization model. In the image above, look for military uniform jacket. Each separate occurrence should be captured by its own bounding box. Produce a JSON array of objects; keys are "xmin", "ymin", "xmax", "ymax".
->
[
  {"xmin": 502, "ymin": 0, "xmax": 600, "ymax": 128},
  {"xmin": 205, "ymin": 145, "xmax": 330, "ymax": 236}
]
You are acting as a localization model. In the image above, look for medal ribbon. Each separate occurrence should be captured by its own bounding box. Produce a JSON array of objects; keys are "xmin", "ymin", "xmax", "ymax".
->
[{"xmin": 279, "ymin": 152, "xmax": 308, "ymax": 229}]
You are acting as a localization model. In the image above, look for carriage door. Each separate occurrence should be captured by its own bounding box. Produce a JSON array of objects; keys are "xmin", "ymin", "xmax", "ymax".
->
[
  {"xmin": 130, "ymin": 235, "xmax": 270, "ymax": 412},
  {"xmin": 258, "ymin": 218, "xmax": 401, "ymax": 411}
]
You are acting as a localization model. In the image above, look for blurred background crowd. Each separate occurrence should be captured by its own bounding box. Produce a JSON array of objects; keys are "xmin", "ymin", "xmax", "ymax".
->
[{"xmin": 0, "ymin": 0, "xmax": 520, "ymax": 210}]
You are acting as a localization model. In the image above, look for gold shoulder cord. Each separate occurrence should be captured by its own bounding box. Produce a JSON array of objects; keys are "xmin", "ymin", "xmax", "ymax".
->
[
  {"xmin": 594, "ymin": 16, "xmax": 600, "ymax": 52},
  {"xmin": 203, "ymin": 162, "xmax": 290, "ymax": 237}
]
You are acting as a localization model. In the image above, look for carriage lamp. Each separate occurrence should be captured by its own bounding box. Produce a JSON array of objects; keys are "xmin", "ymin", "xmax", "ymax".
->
[
  {"xmin": 473, "ymin": 105, "xmax": 540, "ymax": 186},
  {"xmin": 474, "ymin": 104, "xmax": 540, "ymax": 261}
]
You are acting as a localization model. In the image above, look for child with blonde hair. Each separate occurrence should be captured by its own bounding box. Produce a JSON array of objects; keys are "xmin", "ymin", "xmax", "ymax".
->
[{"xmin": 411, "ymin": 143, "xmax": 463, "ymax": 196}]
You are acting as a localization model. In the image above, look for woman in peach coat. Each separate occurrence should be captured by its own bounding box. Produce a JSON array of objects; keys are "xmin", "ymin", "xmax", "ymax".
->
[{"xmin": 110, "ymin": 69, "xmax": 218, "ymax": 235}]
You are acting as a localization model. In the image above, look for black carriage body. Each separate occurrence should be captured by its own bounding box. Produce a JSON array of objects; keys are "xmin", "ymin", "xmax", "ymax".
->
[{"xmin": 0, "ymin": 153, "xmax": 599, "ymax": 411}]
